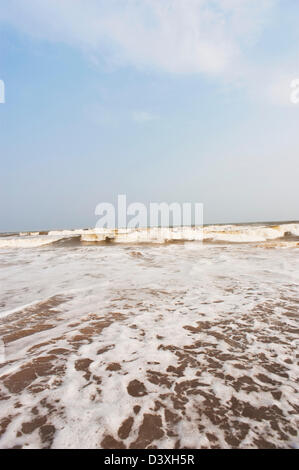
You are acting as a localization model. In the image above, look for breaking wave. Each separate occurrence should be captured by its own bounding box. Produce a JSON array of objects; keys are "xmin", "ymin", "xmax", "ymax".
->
[
  {"xmin": 0, "ymin": 223, "xmax": 298, "ymax": 249},
  {"xmin": 203, "ymin": 223, "xmax": 299, "ymax": 243},
  {"xmin": 0, "ymin": 235, "xmax": 67, "ymax": 249}
]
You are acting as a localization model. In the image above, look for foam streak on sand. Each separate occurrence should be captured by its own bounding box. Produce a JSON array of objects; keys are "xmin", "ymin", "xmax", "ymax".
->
[{"xmin": 0, "ymin": 228, "xmax": 298, "ymax": 449}]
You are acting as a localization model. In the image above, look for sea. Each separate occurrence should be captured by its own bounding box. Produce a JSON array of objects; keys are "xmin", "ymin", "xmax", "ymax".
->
[{"xmin": 0, "ymin": 222, "xmax": 298, "ymax": 448}]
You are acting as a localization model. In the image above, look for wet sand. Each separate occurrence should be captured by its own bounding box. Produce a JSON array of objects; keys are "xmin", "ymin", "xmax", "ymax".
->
[
  {"xmin": 0, "ymin": 291, "xmax": 298, "ymax": 448},
  {"xmin": 0, "ymin": 242, "xmax": 298, "ymax": 448}
]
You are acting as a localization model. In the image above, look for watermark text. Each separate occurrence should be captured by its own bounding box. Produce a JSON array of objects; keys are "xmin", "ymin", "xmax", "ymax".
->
[
  {"xmin": 290, "ymin": 79, "xmax": 299, "ymax": 104},
  {"xmin": 95, "ymin": 195, "xmax": 203, "ymax": 231},
  {"xmin": 0, "ymin": 80, "xmax": 5, "ymax": 104}
]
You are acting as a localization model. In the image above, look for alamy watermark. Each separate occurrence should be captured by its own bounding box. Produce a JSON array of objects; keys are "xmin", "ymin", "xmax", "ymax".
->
[
  {"xmin": 95, "ymin": 195, "xmax": 203, "ymax": 238},
  {"xmin": 290, "ymin": 79, "xmax": 299, "ymax": 104},
  {"xmin": 0, "ymin": 80, "xmax": 5, "ymax": 104}
]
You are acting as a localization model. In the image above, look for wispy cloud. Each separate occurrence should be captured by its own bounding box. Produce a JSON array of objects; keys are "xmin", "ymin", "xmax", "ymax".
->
[
  {"xmin": 132, "ymin": 111, "xmax": 159, "ymax": 123},
  {"xmin": 0, "ymin": 0, "xmax": 276, "ymax": 76},
  {"xmin": 1, "ymin": 0, "xmax": 298, "ymax": 107}
]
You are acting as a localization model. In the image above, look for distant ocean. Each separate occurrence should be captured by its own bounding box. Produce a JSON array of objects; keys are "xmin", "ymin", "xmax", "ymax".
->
[{"xmin": 0, "ymin": 221, "xmax": 298, "ymax": 448}]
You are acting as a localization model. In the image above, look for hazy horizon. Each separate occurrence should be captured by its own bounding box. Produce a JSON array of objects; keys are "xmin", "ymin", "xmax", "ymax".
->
[{"xmin": 1, "ymin": 218, "xmax": 299, "ymax": 235}]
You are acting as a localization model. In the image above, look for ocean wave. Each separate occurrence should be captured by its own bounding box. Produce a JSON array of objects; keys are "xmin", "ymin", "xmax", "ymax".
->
[
  {"xmin": 81, "ymin": 223, "xmax": 299, "ymax": 244},
  {"xmin": 48, "ymin": 229, "xmax": 92, "ymax": 237},
  {"xmin": 203, "ymin": 223, "xmax": 299, "ymax": 243},
  {"xmin": 0, "ymin": 235, "xmax": 67, "ymax": 249},
  {"xmin": 81, "ymin": 227, "xmax": 204, "ymax": 244},
  {"xmin": 0, "ymin": 223, "xmax": 298, "ymax": 248}
]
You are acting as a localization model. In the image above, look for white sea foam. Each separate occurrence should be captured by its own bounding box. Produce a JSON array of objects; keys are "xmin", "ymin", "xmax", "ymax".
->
[
  {"xmin": 0, "ymin": 235, "xmax": 65, "ymax": 248},
  {"xmin": 48, "ymin": 229, "xmax": 92, "ymax": 237},
  {"xmin": 81, "ymin": 226, "xmax": 204, "ymax": 244},
  {"xmin": 203, "ymin": 223, "xmax": 299, "ymax": 242},
  {"xmin": 0, "ymin": 223, "xmax": 298, "ymax": 249},
  {"xmin": 0, "ymin": 240, "xmax": 298, "ymax": 448}
]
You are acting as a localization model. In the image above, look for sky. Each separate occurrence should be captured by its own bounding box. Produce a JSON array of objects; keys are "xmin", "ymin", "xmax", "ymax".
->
[{"xmin": 0, "ymin": 0, "xmax": 298, "ymax": 232}]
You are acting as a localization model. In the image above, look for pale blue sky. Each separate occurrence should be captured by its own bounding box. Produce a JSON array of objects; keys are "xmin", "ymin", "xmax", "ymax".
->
[{"xmin": 0, "ymin": 0, "xmax": 298, "ymax": 232}]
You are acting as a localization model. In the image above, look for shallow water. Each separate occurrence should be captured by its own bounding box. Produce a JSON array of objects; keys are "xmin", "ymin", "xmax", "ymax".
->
[{"xmin": 0, "ymin": 231, "xmax": 298, "ymax": 448}]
